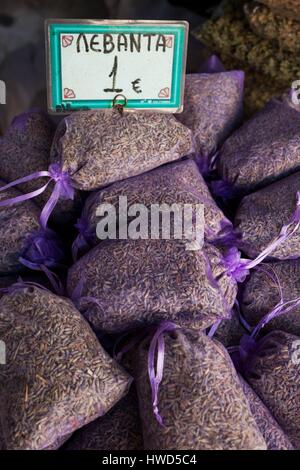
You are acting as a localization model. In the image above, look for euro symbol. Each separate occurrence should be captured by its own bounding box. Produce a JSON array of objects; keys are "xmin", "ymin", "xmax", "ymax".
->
[{"xmin": 132, "ymin": 78, "xmax": 142, "ymax": 94}]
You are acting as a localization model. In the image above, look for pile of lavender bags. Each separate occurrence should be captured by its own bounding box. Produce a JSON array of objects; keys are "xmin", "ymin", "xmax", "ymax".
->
[{"xmin": 2, "ymin": 64, "xmax": 300, "ymax": 451}]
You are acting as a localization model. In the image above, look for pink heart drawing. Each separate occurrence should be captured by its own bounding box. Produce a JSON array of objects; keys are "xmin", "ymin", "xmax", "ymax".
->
[
  {"xmin": 64, "ymin": 88, "xmax": 76, "ymax": 99},
  {"xmin": 158, "ymin": 87, "xmax": 170, "ymax": 98},
  {"xmin": 62, "ymin": 35, "xmax": 74, "ymax": 48},
  {"xmin": 165, "ymin": 36, "xmax": 173, "ymax": 48}
]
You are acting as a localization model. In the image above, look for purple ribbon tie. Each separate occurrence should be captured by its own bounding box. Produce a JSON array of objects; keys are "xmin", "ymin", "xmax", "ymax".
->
[
  {"xmin": 0, "ymin": 163, "xmax": 75, "ymax": 229},
  {"xmin": 211, "ymin": 179, "xmax": 238, "ymax": 200},
  {"xmin": 148, "ymin": 321, "xmax": 178, "ymax": 426},
  {"xmin": 19, "ymin": 228, "xmax": 65, "ymax": 295}
]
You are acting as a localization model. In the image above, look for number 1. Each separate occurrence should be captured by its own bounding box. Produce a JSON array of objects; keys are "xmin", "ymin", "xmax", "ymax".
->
[{"xmin": 103, "ymin": 56, "xmax": 123, "ymax": 93}]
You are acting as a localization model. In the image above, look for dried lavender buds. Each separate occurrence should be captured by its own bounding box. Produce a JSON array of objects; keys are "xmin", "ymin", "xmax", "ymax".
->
[
  {"xmin": 0, "ymin": 286, "xmax": 132, "ymax": 450},
  {"xmin": 0, "ymin": 110, "xmax": 79, "ymax": 224},
  {"xmin": 0, "ymin": 181, "xmax": 40, "ymax": 273},
  {"xmin": 0, "ymin": 111, "xmax": 53, "ymax": 190},
  {"xmin": 244, "ymin": 330, "xmax": 300, "ymax": 449},
  {"xmin": 218, "ymin": 98, "xmax": 300, "ymax": 194}
]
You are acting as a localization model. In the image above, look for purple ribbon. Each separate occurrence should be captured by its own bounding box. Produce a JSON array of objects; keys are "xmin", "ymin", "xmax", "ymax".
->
[
  {"xmin": 195, "ymin": 150, "xmax": 219, "ymax": 177},
  {"xmin": 72, "ymin": 217, "xmax": 92, "ymax": 262},
  {"xmin": 148, "ymin": 321, "xmax": 178, "ymax": 426},
  {"xmin": 0, "ymin": 163, "xmax": 75, "ymax": 229},
  {"xmin": 113, "ymin": 327, "xmax": 150, "ymax": 363},
  {"xmin": 19, "ymin": 228, "xmax": 65, "ymax": 295},
  {"xmin": 211, "ymin": 179, "xmax": 238, "ymax": 200},
  {"xmin": 10, "ymin": 108, "xmax": 49, "ymax": 131},
  {"xmin": 223, "ymin": 191, "xmax": 300, "ymax": 282}
]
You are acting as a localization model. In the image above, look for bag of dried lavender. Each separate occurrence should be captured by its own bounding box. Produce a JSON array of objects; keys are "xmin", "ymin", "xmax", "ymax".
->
[
  {"xmin": 241, "ymin": 261, "xmax": 300, "ymax": 336},
  {"xmin": 0, "ymin": 110, "xmax": 80, "ymax": 224},
  {"xmin": 51, "ymin": 109, "xmax": 195, "ymax": 192},
  {"xmin": 67, "ymin": 239, "xmax": 237, "ymax": 334},
  {"xmin": 64, "ymin": 385, "xmax": 143, "ymax": 450},
  {"xmin": 239, "ymin": 375, "xmax": 293, "ymax": 450},
  {"xmin": 0, "ymin": 285, "xmax": 132, "ymax": 450},
  {"xmin": 176, "ymin": 72, "xmax": 244, "ymax": 172},
  {"xmin": 72, "ymin": 159, "xmax": 233, "ymax": 259},
  {"xmin": 259, "ymin": 0, "xmax": 300, "ymax": 21},
  {"xmin": 242, "ymin": 330, "xmax": 300, "ymax": 449},
  {"xmin": 217, "ymin": 97, "xmax": 300, "ymax": 195},
  {"xmin": 234, "ymin": 172, "xmax": 300, "ymax": 260},
  {"xmin": 0, "ymin": 181, "xmax": 40, "ymax": 273},
  {"xmin": 0, "ymin": 180, "xmax": 66, "ymax": 289},
  {"xmin": 0, "ymin": 110, "xmax": 53, "ymax": 184},
  {"xmin": 132, "ymin": 324, "xmax": 266, "ymax": 450},
  {"xmin": 213, "ymin": 305, "xmax": 248, "ymax": 347}
]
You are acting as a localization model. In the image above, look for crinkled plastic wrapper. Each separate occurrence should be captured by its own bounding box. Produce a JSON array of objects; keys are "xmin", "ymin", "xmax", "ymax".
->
[
  {"xmin": 239, "ymin": 375, "xmax": 293, "ymax": 450},
  {"xmin": 67, "ymin": 240, "xmax": 237, "ymax": 334},
  {"xmin": 64, "ymin": 386, "xmax": 143, "ymax": 450},
  {"xmin": 51, "ymin": 110, "xmax": 195, "ymax": 191},
  {"xmin": 176, "ymin": 72, "xmax": 244, "ymax": 161},
  {"xmin": 244, "ymin": 330, "xmax": 300, "ymax": 449},
  {"xmin": 76, "ymin": 159, "xmax": 232, "ymax": 255},
  {"xmin": 241, "ymin": 260, "xmax": 300, "ymax": 336},
  {"xmin": 234, "ymin": 172, "xmax": 300, "ymax": 259},
  {"xmin": 0, "ymin": 180, "xmax": 40, "ymax": 273},
  {"xmin": 218, "ymin": 98, "xmax": 300, "ymax": 194},
  {"xmin": 133, "ymin": 328, "xmax": 266, "ymax": 450},
  {"xmin": 0, "ymin": 286, "xmax": 132, "ymax": 450}
]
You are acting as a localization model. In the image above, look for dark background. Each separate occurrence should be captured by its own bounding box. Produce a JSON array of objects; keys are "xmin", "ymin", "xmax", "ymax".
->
[{"xmin": 0, "ymin": 0, "xmax": 224, "ymax": 132}]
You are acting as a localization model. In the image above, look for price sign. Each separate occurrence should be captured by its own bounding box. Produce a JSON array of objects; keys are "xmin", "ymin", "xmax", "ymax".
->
[{"xmin": 46, "ymin": 20, "xmax": 189, "ymax": 113}]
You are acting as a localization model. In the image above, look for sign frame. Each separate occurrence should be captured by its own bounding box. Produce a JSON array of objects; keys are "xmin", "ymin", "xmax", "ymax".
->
[{"xmin": 45, "ymin": 19, "xmax": 189, "ymax": 114}]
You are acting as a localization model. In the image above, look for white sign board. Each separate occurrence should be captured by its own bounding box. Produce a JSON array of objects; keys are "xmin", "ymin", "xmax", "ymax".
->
[{"xmin": 46, "ymin": 20, "xmax": 189, "ymax": 113}]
